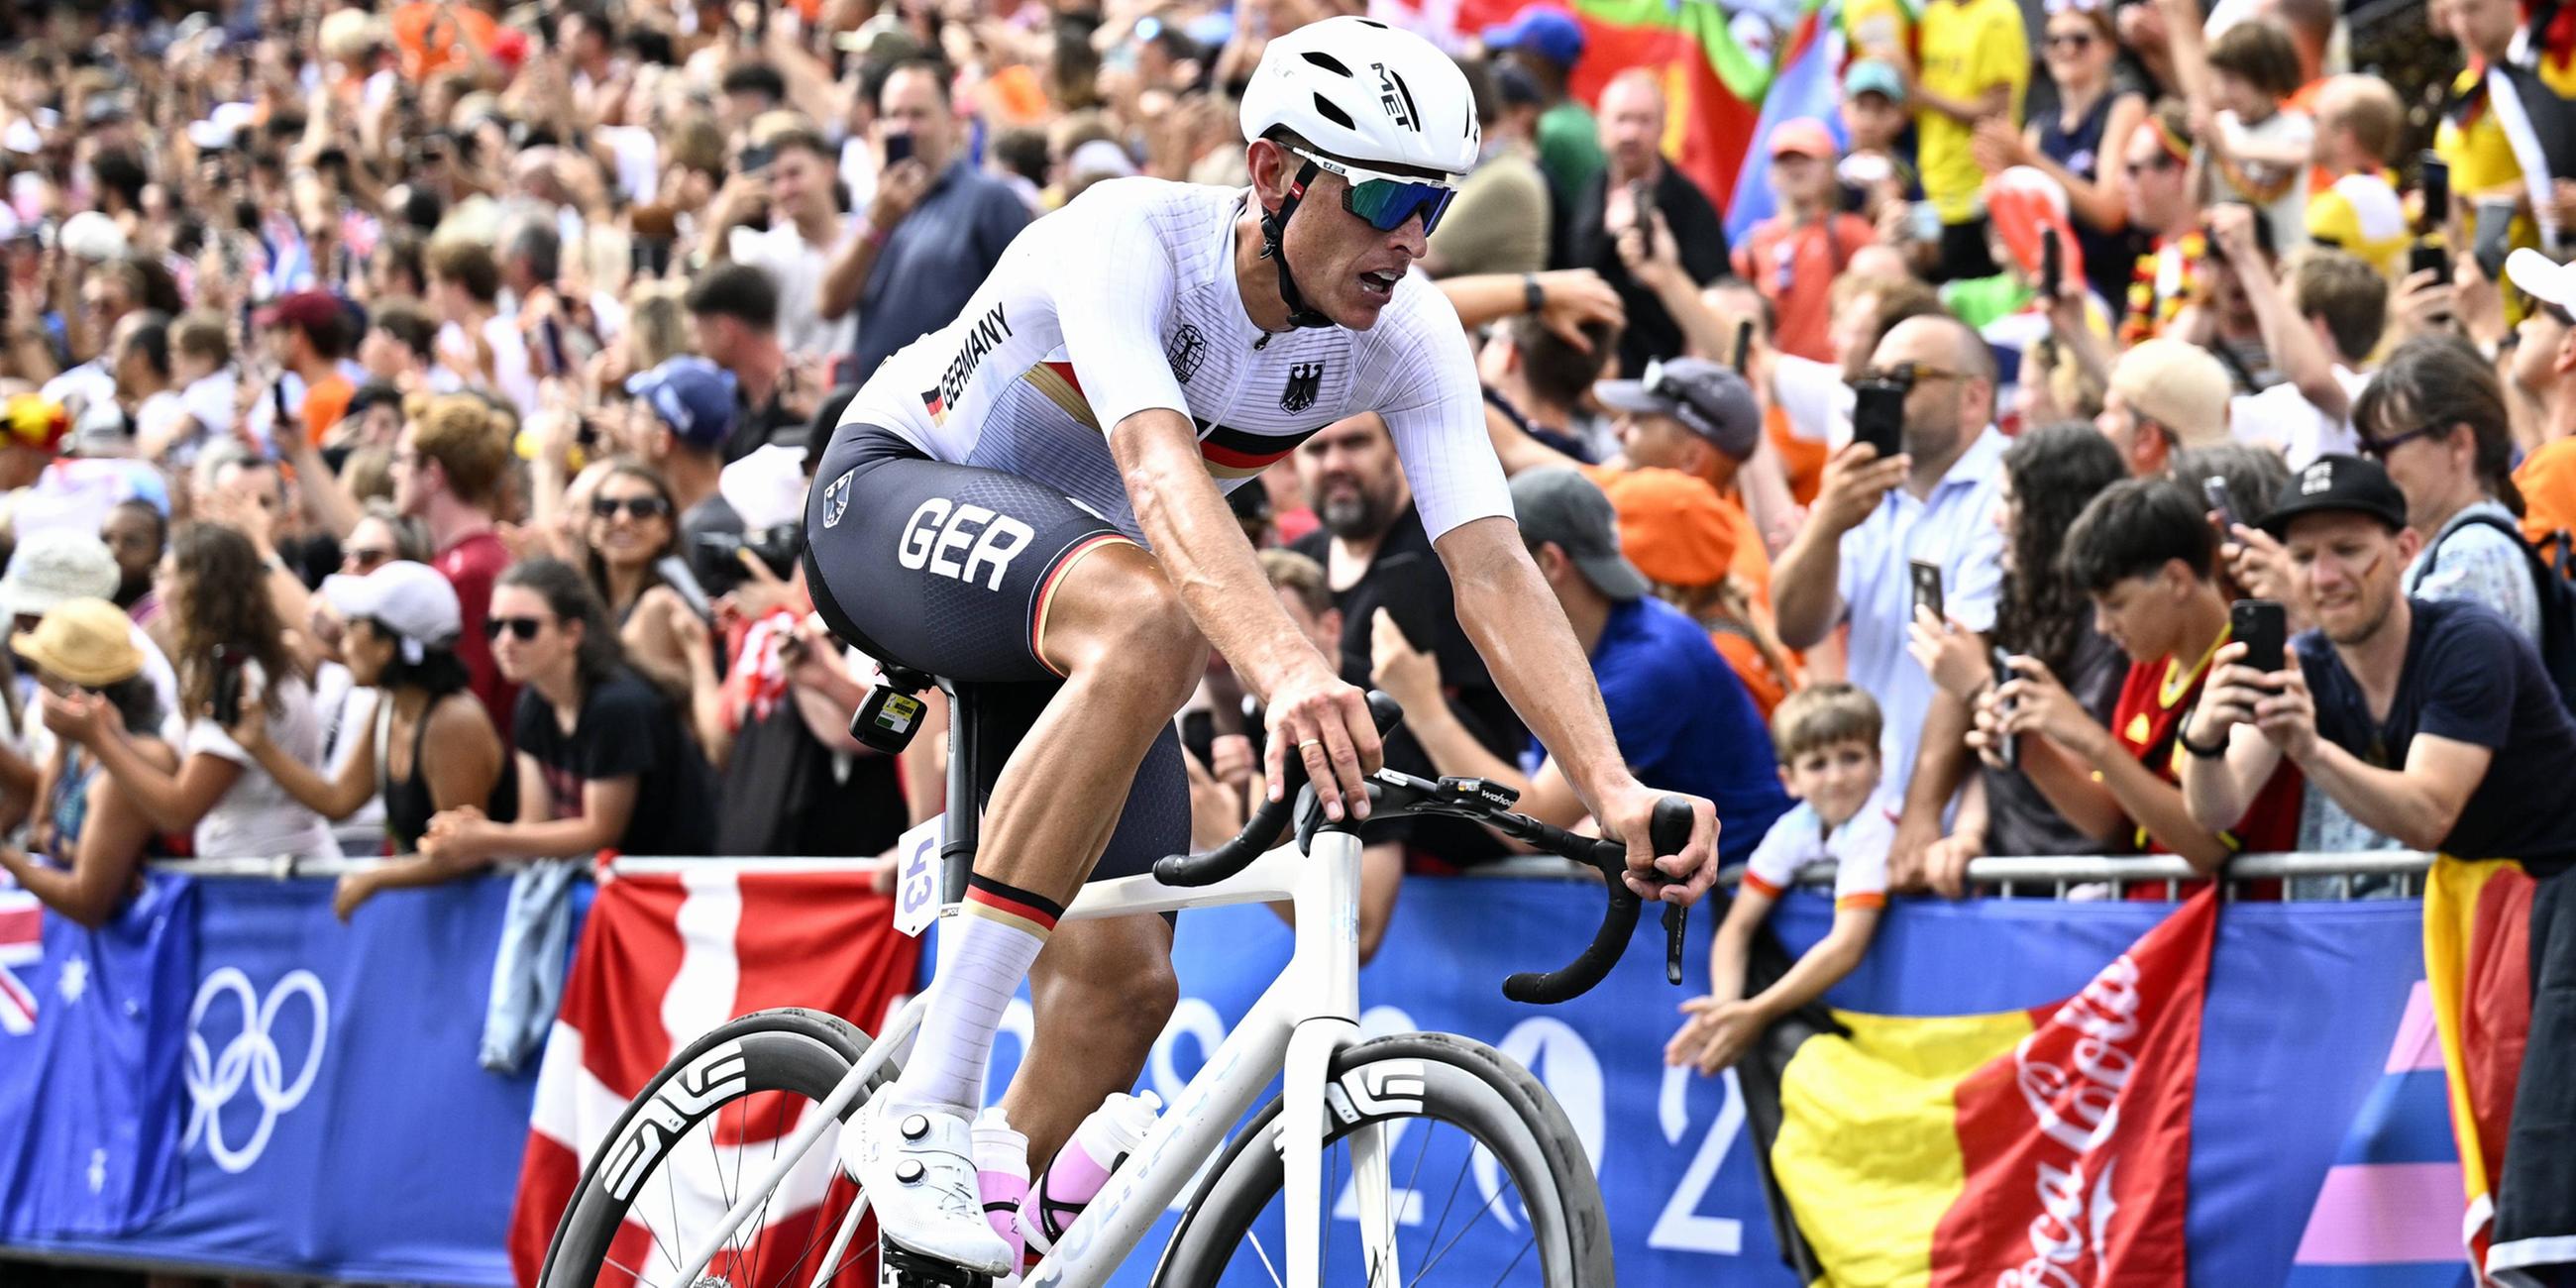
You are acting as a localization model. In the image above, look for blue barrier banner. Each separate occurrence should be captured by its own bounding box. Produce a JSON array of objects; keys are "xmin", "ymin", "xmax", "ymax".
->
[
  {"xmin": 2, "ymin": 872, "xmax": 2451, "ymax": 1286},
  {"xmin": 6, "ymin": 873, "xmax": 577, "ymax": 1285},
  {"xmin": 0, "ymin": 872, "xmax": 196, "ymax": 1240}
]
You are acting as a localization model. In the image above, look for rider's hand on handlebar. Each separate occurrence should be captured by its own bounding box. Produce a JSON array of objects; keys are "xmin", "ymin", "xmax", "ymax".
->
[
  {"xmin": 1601, "ymin": 785, "xmax": 1717, "ymax": 907},
  {"xmin": 1261, "ymin": 663, "xmax": 1382, "ymax": 823}
]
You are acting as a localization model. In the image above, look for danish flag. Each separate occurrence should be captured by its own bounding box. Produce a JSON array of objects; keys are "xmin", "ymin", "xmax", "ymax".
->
[
  {"xmin": 0, "ymin": 888, "xmax": 41, "ymax": 1036},
  {"xmin": 507, "ymin": 866, "xmax": 921, "ymax": 1287}
]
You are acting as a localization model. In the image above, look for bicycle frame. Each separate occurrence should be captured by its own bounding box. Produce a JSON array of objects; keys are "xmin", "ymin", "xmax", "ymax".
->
[{"xmin": 664, "ymin": 823, "xmax": 1398, "ymax": 1288}]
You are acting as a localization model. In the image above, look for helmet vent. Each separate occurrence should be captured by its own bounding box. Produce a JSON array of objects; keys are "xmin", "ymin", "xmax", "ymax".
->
[
  {"xmin": 1355, "ymin": 17, "xmax": 1390, "ymax": 27},
  {"xmin": 1310, "ymin": 93, "xmax": 1357, "ymax": 130},
  {"xmin": 1299, "ymin": 51, "xmax": 1354, "ymax": 77}
]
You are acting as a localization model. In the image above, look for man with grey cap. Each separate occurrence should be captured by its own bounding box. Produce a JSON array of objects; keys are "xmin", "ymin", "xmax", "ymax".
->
[
  {"xmin": 1596, "ymin": 356, "xmax": 1766, "ymax": 484},
  {"xmin": 1373, "ymin": 468, "xmax": 1787, "ymax": 868},
  {"xmin": 1, "ymin": 527, "xmax": 180, "ymax": 741}
]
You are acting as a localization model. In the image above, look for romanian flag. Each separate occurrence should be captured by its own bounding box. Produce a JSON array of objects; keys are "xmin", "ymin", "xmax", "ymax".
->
[{"xmin": 1762, "ymin": 890, "xmax": 2217, "ymax": 1284}]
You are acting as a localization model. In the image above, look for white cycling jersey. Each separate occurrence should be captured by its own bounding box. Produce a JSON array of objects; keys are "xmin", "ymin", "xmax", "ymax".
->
[{"xmin": 839, "ymin": 177, "xmax": 1512, "ymax": 543}]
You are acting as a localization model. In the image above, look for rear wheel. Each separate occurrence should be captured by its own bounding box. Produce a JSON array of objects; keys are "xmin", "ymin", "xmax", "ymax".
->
[
  {"xmin": 1150, "ymin": 1032, "xmax": 1613, "ymax": 1287},
  {"xmin": 536, "ymin": 1007, "xmax": 897, "ymax": 1288}
]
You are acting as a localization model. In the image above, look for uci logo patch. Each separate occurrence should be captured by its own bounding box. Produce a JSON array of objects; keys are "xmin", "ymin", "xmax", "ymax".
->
[{"xmin": 820, "ymin": 470, "xmax": 855, "ymax": 529}]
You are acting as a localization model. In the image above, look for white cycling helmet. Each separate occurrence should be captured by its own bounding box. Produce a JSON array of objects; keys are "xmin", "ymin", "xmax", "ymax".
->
[{"xmin": 1239, "ymin": 16, "xmax": 1481, "ymax": 179}]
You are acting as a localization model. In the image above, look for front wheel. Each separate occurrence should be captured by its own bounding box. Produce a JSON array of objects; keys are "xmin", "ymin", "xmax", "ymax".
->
[{"xmin": 1151, "ymin": 1031, "xmax": 1613, "ymax": 1287}]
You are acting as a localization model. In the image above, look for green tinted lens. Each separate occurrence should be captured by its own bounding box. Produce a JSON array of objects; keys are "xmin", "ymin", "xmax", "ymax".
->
[{"xmin": 1342, "ymin": 178, "xmax": 1456, "ymax": 234}]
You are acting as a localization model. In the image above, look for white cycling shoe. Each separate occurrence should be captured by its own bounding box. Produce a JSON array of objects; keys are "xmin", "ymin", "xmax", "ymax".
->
[{"xmin": 841, "ymin": 1096, "xmax": 1014, "ymax": 1276}]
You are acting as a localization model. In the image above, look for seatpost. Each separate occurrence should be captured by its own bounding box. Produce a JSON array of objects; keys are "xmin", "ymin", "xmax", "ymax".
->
[{"xmin": 941, "ymin": 681, "xmax": 978, "ymax": 909}]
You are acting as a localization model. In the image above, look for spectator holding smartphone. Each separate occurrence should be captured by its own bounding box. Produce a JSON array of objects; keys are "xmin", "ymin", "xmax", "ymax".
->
[
  {"xmin": 1667, "ymin": 684, "xmax": 1890, "ymax": 1076},
  {"xmin": 2183, "ymin": 454, "xmax": 2576, "ymax": 1276},
  {"xmin": 48, "ymin": 524, "xmax": 341, "ymax": 860},
  {"xmin": 1977, "ymin": 478, "xmax": 2302, "ymax": 875}
]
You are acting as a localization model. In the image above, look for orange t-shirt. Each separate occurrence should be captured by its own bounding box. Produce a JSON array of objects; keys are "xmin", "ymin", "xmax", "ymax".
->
[
  {"xmin": 391, "ymin": 2, "xmax": 498, "ymax": 80},
  {"xmin": 1767, "ymin": 405, "xmax": 1827, "ymax": 508},
  {"xmin": 1733, "ymin": 214, "xmax": 1879, "ymax": 364},
  {"xmin": 301, "ymin": 375, "xmax": 355, "ymax": 448},
  {"xmin": 2516, "ymin": 437, "xmax": 2576, "ymax": 546}
]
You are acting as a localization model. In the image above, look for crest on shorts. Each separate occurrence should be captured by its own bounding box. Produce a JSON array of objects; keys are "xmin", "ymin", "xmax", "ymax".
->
[
  {"xmin": 820, "ymin": 469, "xmax": 855, "ymax": 529},
  {"xmin": 1167, "ymin": 323, "xmax": 1208, "ymax": 383},
  {"xmin": 1280, "ymin": 362, "xmax": 1325, "ymax": 414}
]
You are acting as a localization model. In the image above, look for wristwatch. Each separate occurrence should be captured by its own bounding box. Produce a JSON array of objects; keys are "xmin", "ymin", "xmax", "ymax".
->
[
  {"xmin": 2177, "ymin": 720, "xmax": 2228, "ymax": 759},
  {"xmin": 1522, "ymin": 272, "xmax": 1545, "ymax": 315}
]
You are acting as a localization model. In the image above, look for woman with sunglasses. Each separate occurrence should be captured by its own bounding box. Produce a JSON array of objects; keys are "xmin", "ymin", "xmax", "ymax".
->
[
  {"xmin": 1973, "ymin": 0, "xmax": 2146, "ymax": 316},
  {"xmin": 224, "ymin": 561, "xmax": 504, "ymax": 919},
  {"xmin": 2349, "ymin": 336, "xmax": 2542, "ymax": 643},
  {"xmin": 418, "ymin": 558, "xmax": 715, "ymax": 869},
  {"xmin": 46, "ymin": 524, "xmax": 341, "ymax": 861},
  {"xmin": 580, "ymin": 460, "xmax": 702, "ymax": 698},
  {"xmin": 0, "ymin": 598, "xmax": 177, "ymax": 927}
]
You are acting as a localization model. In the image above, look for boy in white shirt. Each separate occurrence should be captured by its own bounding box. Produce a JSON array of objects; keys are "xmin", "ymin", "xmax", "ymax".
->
[{"xmin": 1667, "ymin": 683, "xmax": 1895, "ymax": 1076}]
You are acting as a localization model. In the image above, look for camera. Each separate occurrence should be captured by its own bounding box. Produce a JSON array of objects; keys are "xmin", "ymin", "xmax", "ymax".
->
[{"xmin": 696, "ymin": 523, "xmax": 805, "ymax": 582}]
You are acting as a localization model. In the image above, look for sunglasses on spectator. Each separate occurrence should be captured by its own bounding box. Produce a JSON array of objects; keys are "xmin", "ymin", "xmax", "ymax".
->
[
  {"xmin": 1286, "ymin": 146, "xmax": 1458, "ymax": 236},
  {"xmin": 2361, "ymin": 421, "xmax": 2450, "ymax": 459},
  {"xmin": 344, "ymin": 545, "xmax": 394, "ymax": 573},
  {"xmin": 2046, "ymin": 31, "xmax": 2097, "ymax": 50},
  {"xmin": 1859, "ymin": 363, "xmax": 1970, "ymax": 389},
  {"xmin": 591, "ymin": 494, "xmax": 671, "ymax": 521},
  {"xmin": 484, "ymin": 616, "xmax": 547, "ymax": 641}
]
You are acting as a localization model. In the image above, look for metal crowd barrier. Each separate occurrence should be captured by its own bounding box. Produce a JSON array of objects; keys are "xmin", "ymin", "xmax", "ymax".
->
[{"xmin": 151, "ymin": 848, "xmax": 2439, "ymax": 901}]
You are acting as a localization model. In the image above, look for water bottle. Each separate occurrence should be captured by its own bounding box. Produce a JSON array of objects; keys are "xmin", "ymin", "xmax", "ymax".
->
[
  {"xmin": 971, "ymin": 1106, "xmax": 1029, "ymax": 1273},
  {"xmin": 1017, "ymin": 1090, "xmax": 1163, "ymax": 1260}
]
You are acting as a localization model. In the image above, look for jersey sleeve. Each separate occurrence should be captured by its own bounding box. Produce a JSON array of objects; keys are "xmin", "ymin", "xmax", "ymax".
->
[
  {"xmin": 1368, "ymin": 279, "xmax": 1513, "ymax": 541},
  {"xmin": 1831, "ymin": 801, "xmax": 1897, "ymax": 911},
  {"xmin": 1742, "ymin": 808, "xmax": 1804, "ymax": 898},
  {"xmin": 1050, "ymin": 190, "xmax": 1190, "ymax": 436}
]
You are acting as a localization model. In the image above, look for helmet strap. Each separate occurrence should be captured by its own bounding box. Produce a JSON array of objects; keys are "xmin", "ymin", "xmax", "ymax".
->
[{"xmin": 1258, "ymin": 160, "xmax": 1335, "ymax": 331}]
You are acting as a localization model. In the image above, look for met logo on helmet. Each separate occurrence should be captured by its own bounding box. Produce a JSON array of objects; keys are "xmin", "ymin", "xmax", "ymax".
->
[
  {"xmin": 898, "ymin": 497, "xmax": 1036, "ymax": 591},
  {"xmin": 1374, "ymin": 62, "xmax": 1419, "ymax": 133}
]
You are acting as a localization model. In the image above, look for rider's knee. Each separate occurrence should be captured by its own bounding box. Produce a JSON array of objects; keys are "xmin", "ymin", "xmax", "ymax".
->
[{"xmin": 1058, "ymin": 570, "xmax": 1208, "ymax": 697}]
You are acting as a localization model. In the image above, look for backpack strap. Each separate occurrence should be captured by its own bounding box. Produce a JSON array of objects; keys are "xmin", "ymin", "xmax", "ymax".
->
[{"xmin": 2419, "ymin": 511, "xmax": 2545, "ymax": 583}]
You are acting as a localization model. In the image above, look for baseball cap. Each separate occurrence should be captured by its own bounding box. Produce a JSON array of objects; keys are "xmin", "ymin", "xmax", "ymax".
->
[
  {"xmin": 1510, "ymin": 469, "xmax": 1650, "ymax": 601},
  {"xmin": 626, "ymin": 357, "xmax": 740, "ymax": 452},
  {"xmin": 11, "ymin": 596, "xmax": 142, "ymax": 689},
  {"xmin": 2109, "ymin": 340, "xmax": 2232, "ymax": 448},
  {"xmin": 1600, "ymin": 468, "xmax": 1739, "ymax": 590},
  {"xmin": 2257, "ymin": 454, "xmax": 2410, "ymax": 537},
  {"xmin": 255, "ymin": 289, "xmax": 344, "ymax": 336},
  {"xmin": 1482, "ymin": 6, "xmax": 1585, "ymax": 69},
  {"xmin": 2507, "ymin": 247, "xmax": 2576, "ymax": 317},
  {"xmin": 1845, "ymin": 58, "xmax": 1906, "ymax": 103},
  {"xmin": 1593, "ymin": 358, "xmax": 1764, "ymax": 461},
  {"xmin": 321, "ymin": 560, "xmax": 463, "ymax": 661},
  {"xmin": 0, "ymin": 529, "xmax": 119, "ymax": 618},
  {"xmin": 1769, "ymin": 118, "xmax": 1839, "ymax": 161}
]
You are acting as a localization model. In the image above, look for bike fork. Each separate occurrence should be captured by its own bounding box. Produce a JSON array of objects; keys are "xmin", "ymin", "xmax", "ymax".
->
[{"xmin": 1283, "ymin": 1017, "xmax": 1401, "ymax": 1287}]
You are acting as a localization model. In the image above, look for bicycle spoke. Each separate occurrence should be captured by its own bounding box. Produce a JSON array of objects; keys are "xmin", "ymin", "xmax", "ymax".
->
[
  {"xmin": 1414, "ymin": 1127, "xmax": 1475, "ymax": 1273},
  {"xmin": 1249, "ymin": 1229, "xmax": 1286, "ymax": 1288},
  {"xmin": 1412, "ymin": 1179, "xmax": 1511, "ymax": 1282},
  {"xmin": 605, "ymin": 1251, "xmax": 656, "ymax": 1288},
  {"xmin": 1482, "ymin": 1234, "xmax": 1536, "ymax": 1287}
]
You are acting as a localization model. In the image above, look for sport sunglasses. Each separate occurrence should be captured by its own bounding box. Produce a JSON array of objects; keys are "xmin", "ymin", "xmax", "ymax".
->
[{"xmin": 1287, "ymin": 146, "xmax": 1458, "ymax": 236}]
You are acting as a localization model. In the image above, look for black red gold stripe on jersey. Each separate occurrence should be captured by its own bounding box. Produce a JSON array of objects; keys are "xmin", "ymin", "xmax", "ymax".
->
[
  {"xmin": 1196, "ymin": 419, "xmax": 1327, "ymax": 479},
  {"xmin": 1022, "ymin": 362, "xmax": 1101, "ymax": 429}
]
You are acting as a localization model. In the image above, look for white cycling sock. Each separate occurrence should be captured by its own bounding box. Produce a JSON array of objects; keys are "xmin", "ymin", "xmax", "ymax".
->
[{"xmin": 890, "ymin": 874, "xmax": 1060, "ymax": 1114}]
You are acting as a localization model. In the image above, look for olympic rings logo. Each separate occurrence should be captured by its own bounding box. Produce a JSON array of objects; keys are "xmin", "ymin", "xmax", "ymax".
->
[{"xmin": 181, "ymin": 967, "xmax": 329, "ymax": 1174}]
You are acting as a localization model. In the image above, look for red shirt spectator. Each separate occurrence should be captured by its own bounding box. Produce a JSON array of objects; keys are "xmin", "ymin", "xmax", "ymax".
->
[{"xmin": 1733, "ymin": 120, "xmax": 1878, "ymax": 363}]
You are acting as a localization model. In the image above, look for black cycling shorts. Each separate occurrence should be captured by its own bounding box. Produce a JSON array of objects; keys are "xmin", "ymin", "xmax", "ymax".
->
[{"xmin": 803, "ymin": 426, "xmax": 1188, "ymax": 883}]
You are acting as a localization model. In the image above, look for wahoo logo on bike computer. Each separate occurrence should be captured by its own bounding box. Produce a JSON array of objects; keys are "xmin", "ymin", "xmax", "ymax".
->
[{"xmin": 897, "ymin": 497, "xmax": 1037, "ymax": 591}]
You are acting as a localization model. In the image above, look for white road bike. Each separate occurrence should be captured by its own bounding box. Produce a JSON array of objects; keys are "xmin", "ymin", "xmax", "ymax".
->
[{"xmin": 534, "ymin": 689, "xmax": 1692, "ymax": 1288}]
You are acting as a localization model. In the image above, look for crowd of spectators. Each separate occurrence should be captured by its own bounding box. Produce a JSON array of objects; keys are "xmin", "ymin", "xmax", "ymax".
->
[{"xmin": 0, "ymin": 0, "xmax": 2571, "ymax": 1266}]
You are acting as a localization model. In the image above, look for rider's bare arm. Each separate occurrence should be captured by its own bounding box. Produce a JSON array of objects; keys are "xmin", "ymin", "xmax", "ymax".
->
[
  {"xmin": 1109, "ymin": 408, "xmax": 1382, "ymax": 819},
  {"xmin": 1437, "ymin": 515, "xmax": 1719, "ymax": 904}
]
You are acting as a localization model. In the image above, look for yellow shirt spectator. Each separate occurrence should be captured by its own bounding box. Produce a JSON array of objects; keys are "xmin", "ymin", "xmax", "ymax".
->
[
  {"xmin": 2434, "ymin": 68, "xmax": 2526, "ymax": 201},
  {"xmin": 1916, "ymin": 0, "xmax": 2030, "ymax": 223},
  {"xmin": 2308, "ymin": 171, "xmax": 2410, "ymax": 279}
]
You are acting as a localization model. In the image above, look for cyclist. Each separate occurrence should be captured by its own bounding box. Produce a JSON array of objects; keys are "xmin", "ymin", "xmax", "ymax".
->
[{"xmin": 805, "ymin": 17, "xmax": 1723, "ymax": 1274}]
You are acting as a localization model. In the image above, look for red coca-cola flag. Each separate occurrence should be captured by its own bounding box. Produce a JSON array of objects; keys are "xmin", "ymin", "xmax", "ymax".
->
[{"xmin": 1930, "ymin": 889, "xmax": 2219, "ymax": 1286}]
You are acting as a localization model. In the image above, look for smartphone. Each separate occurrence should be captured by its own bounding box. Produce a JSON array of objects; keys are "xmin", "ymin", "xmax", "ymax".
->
[
  {"xmin": 210, "ymin": 643, "xmax": 245, "ymax": 727},
  {"xmin": 737, "ymin": 144, "xmax": 777, "ymax": 174},
  {"xmin": 1909, "ymin": 559, "xmax": 1944, "ymax": 622},
  {"xmin": 2202, "ymin": 475, "xmax": 2241, "ymax": 532},
  {"xmin": 1730, "ymin": 319, "xmax": 1754, "ymax": 375},
  {"xmin": 540, "ymin": 314, "xmax": 569, "ymax": 376},
  {"xmin": 270, "ymin": 377, "xmax": 291, "ymax": 437},
  {"xmin": 883, "ymin": 131, "xmax": 914, "ymax": 168},
  {"xmin": 2040, "ymin": 226, "xmax": 2063, "ymax": 302},
  {"xmin": 1852, "ymin": 377, "xmax": 1906, "ymax": 460},
  {"xmin": 2410, "ymin": 239, "xmax": 2451, "ymax": 284},
  {"xmin": 1988, "ymin": 644, "xmax": 2019, "ymax": 770},
  {"xmin": 2474, "ymin": 197, "xmax": 2517, "ymax": 281},
  {"xmin": 1628, "ymin": 178, "xmax": 1658, "ymax": 256},
  {"xmin": 2231, "ymin": 598, "xmax": 2288, "ymax": 677},
  {"xmin": 2419, "ymin": 153, "xmax": 2451, "ymax": 232}
]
